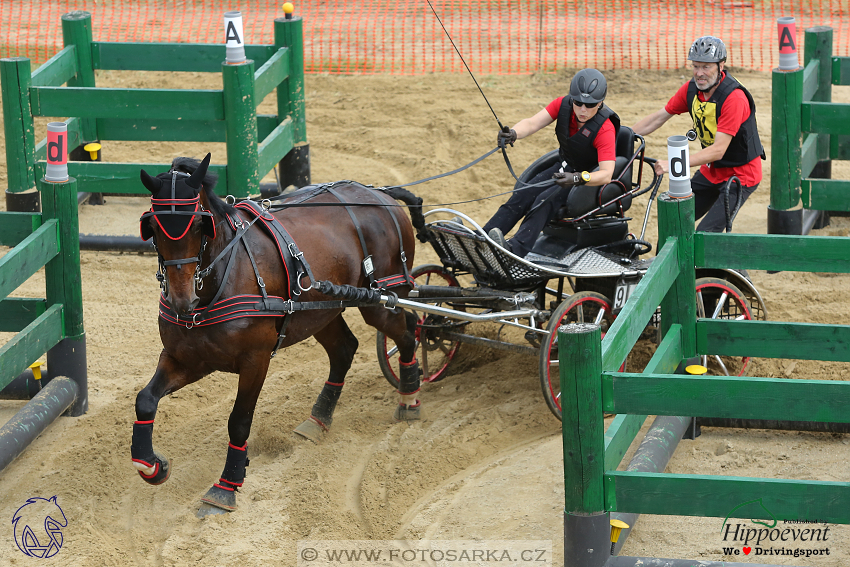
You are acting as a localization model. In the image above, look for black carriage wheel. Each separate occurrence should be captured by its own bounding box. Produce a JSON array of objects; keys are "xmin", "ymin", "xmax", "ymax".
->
[
  {"xmin": 695, "ymin": 277, "xmax": 753, "ymax": 377},
  {"xmin": 376, "ymin": 264, "xmax": 463, "ymax": 389},
  {"xmin": 539, "ymin": 292, "xmax": 615, "ymax": 421}
]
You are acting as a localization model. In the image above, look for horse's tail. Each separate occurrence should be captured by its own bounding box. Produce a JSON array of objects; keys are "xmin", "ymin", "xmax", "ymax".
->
[{"xmin": 378, "ymin": 186, "xmax": 427, "ymax": 242}]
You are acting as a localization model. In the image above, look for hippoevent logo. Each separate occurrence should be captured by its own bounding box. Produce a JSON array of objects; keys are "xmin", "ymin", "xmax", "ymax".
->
[
  {"xmin": 720, "ymin": 499, "xmax": 830, "ymax": 559},
  {"xmin": 12, "ymin": 496, "xmax": 67, "ymax": 558}
]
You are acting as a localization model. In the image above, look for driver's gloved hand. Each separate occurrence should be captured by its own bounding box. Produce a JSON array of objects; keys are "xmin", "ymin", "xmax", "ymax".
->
[
  {"xmin": 497, "ymin": 128, "xmax": 517, "ymax": 148},
  {"xmin": 553, "ymin": 171, "xmax": 586, "ymax": 189}
]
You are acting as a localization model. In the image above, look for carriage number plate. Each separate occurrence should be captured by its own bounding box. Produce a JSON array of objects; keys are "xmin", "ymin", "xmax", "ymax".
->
[{"xmin": 613, "ymin": 281, "xmax": 638, "ymax": 311}]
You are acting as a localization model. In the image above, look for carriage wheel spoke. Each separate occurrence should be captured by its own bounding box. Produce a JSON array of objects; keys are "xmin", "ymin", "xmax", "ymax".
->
[
  {"xmin": 696, "ymin": 290, "xmax": 707, "ymax": 318},
  {"xmin": 387, "ymin": 345, "xmax": 399, "ymax": 358},
  {"xmin": 714, "ymin": 354, "xmax": 730, "ymax": 376},
  {"xmin": 576, "ymin": 304, "xmax": 584, "ymax": 323},
  {"xmin": 711, "ymin": 292, "xmax": 729, "ymax": 320},
  {"xmin": 437, "ymin": 342, "xmax": 452, "ymax": 356},
  {"xmin": 594, "ymin": 309, "xmax": 606, "ymax": 326}
]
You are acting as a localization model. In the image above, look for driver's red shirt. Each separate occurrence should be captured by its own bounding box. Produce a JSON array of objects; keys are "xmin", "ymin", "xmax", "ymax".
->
[
  {"xmin": 664, "ymin": 77, "xmax": 762, "ymax": 186},
  {"xmin": 545, "ymin": 97, "xmax": 617, "ymax": 164}
]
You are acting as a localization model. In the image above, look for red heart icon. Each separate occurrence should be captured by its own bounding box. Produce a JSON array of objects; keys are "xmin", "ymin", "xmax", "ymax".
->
[{"xmin": 743, "ymin": 547, "xmax": 752, "ymax": 555}]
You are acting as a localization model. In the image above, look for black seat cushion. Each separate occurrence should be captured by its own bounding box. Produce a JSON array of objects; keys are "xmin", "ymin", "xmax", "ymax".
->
[{"xmin": 561, "ymin": 155, "xmax": 631, "ymax": 218}]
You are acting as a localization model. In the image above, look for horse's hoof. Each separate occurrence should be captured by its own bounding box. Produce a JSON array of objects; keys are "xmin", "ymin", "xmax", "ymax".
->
[
  {"xmin": 293, "ymin": 416, "xmax": 326, "ymax": 443},
  {"xmin": 393, "ymin": 402, "xmax": 421, "ymax": 422},
  {"xmin": 199, "ymin": 485, "xmax": 237, "ymax": 513},
  {"xmin": 136, "ymin": 451, "xmax": 171, "ymax": 485},
  {"xmin": 196, "ymin": 502, "xmax": 231, "ymax": 518}
]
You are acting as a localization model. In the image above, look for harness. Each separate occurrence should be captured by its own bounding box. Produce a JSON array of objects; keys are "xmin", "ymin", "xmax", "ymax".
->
[
  {"xmin": 322, "ymin": 183, "xmax": 413, "ymax": 290},
  {"xmin": 155, "ymin": 182, "xmax": 413, "ymax": 357}
]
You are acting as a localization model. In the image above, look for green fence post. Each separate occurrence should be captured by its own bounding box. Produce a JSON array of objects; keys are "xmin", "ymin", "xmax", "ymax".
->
[
  {"xmin": 560, "ymin": 322, "xmax": 610, "ymax": 567},
  {"xmin": 1, "ymin": 57, "xmax": 39, "ymax": 211},
  {"xmin": 275, "ymin": 14, "xmax": 310, "ymax": 188},
  {"xmin": 768, "ymin": 56, "xmax": 804, "ymax": 234},
  {"xmin": 61, "ymin": 12, "xmax": 97, "ymax": 141},
  {"xmin": 806, "ymin": 26, "xmax": 844, "ymax": 223},
  {"xmin": 40, "ymin": 172, "xmax": 87, "ymax": 416},
  {"xmin": 62, "ymin": 10, "xmax": 104, "ymax": 204},
  {"xmin": 657, "ymin": 193, "xmax": 696, "ymax": 359},
  {"xmin": 61, "ymin": 12, "xmax": 97, "ymax": 144},
  {"xmin": 222, "ymin": 59, "xmax": 259, "ymax": 198}
]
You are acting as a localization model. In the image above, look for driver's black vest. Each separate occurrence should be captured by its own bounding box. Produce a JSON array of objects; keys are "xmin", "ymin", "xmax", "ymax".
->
[
  {"xmin": 686, "ymin": 73, "xmax": 766, "ymax": 168},
  {"xmin": 555, "ymin": 98, "xmax": 620, "ymax": 172}
]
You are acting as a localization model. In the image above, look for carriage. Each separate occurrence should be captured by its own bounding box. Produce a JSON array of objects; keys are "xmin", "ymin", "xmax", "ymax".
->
[{"xmin": 376, "ymin": 127, "xmax": 768, "ymax": 420}]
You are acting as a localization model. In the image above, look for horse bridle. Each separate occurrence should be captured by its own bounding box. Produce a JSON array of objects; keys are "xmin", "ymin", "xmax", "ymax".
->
[{"xmin": 141, "ymin": 171, "xmax": 215, "ymax": 295}]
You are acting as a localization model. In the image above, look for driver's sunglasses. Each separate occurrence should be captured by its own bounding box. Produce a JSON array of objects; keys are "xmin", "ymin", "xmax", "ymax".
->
[{"xmin": 573, "ymin": 101, "xmax": 599, "ymax": 108}]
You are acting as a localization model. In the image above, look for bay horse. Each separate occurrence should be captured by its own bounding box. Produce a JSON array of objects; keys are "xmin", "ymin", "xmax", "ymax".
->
[{"xmin": 131, "ymin": 153, "xmax": 424, "ymax": 514}]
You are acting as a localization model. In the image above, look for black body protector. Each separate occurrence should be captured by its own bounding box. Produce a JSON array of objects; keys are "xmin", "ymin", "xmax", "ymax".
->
[
  {"xmin": 686, "ymin": 73, "xmax": 766, "ymax": 168},
  {"xmin": 554, "ymin": 98, "xmax": 621, "ymax": 172}
]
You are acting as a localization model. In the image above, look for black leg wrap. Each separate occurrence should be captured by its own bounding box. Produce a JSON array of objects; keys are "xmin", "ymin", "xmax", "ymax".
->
[
  {"xmin": 131, "ymin": 422, "xmax": 155, "ymax": 466},
  {"xmin": 201, "ymin": 443, "xmax": 249, "ymax": 511},
  {"xmin": 131, "ymin": 421, "xmax": 171, "ymax": 485},
  {"xmin": 394, "ymin": 360, "xmax": 422, "ymax": 422},
  {"xmin": 311, "ymin": 382, "xmax": 343, "ymax": 428},
  {"xmin": 398, "ymin": 360, "xmax": 421, "ymax": 395}
]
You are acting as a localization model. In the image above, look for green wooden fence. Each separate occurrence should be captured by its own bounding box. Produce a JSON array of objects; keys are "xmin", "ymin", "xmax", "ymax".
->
[
  {"xmin": 1, "ymin": 10, "xmax": 307, "ymax": 200},
  {"xmin": 562, "ymin": 192, "xmax": 850, "ymax": 565},
  {"xmin": 769, "ymin": 25, "xmax": 850, "ymax": 234},
  {"xmin": 0, "ymin": 173, "xmax": 87, "ymax": 416}
]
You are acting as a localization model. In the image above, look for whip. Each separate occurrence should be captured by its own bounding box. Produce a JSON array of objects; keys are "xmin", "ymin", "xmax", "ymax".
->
[{"xmin": 426, "ymin": 0, "xmax": 507, "ymax": 133}]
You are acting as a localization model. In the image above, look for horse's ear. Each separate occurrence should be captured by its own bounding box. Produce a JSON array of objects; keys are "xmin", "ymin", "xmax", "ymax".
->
[
  {"xmin": 187, "ymin": 153, "xmax": 211, "ymax": 189},
  {"xmin": 140, "ymin": 169, "xmax": 162, "ymax": 194}
]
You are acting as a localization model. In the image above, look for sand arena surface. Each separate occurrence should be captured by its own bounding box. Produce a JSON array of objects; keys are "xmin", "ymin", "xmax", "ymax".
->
[{"xmin": 1, "ymin": 69, "xmax": 850, "ymax": 565}]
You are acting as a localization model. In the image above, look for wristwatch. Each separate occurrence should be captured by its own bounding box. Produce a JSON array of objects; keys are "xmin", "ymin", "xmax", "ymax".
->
[{"xmin": 580, "ymin": 171, "xmax": 591, "ymax": 184}]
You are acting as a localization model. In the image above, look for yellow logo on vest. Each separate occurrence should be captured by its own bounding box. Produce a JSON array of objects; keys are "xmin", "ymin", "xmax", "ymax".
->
[{"xmin": 691, "ymin": 98, "xmax": 718, "ymax": 146}]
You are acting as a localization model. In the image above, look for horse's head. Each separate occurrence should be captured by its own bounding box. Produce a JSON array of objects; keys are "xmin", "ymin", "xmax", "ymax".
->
[{"xmin": 140, "ymin": 153, "xmax": 215, "ymax": 317}]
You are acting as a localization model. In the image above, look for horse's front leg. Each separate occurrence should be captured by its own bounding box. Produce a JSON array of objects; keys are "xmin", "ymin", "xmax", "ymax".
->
[
  {"xmin": 294, "ymin": 314, "xmax": 358, "ymax": 443},
  {"xmin": 198, "ymin": 355, "xmax": 270, "ymax": 514},
  {"xmin": 362, "ymin": 307, "xmax": 421, "ymax": 421},
  {"xmin": 132, "ymin": 350, "xmax": 204, "ymax": 485}
]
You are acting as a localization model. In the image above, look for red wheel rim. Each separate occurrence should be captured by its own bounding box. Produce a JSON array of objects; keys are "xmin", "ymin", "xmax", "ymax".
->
[
  {"xmin": 696, "ymin": 281, "xmax": 752, "ymax": 376},
  {"xmin": 544, "ymin": 295, "xmax": 614, "ymax": 413}
]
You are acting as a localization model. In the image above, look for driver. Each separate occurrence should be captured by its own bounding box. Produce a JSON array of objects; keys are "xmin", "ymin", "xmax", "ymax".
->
[
  {"xmin": 483, "ymin": 68, "xmax": 618, "ymax": 258},
  {"xmin": 631, "ymin": 36, "xmax": 765, "ymax": 232}
]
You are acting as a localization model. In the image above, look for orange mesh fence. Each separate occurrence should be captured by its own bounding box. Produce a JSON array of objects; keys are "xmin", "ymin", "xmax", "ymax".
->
[{"xmin": 1, "ymin": 0, "xmax": 848, "ymax": 73}]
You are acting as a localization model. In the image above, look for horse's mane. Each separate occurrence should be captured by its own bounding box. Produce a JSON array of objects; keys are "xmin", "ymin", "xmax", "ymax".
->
[{"xmin": 169, "ymin": 156, "xmax": 235, "ymax": 218}]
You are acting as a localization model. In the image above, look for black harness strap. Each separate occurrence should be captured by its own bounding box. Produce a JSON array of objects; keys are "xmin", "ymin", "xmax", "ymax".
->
[
  {"xmin": 240, "ymin": 230, "xmax": 270, "ymax": 310},
  {"xmin": 374, "ymin": 188, "xmax": 413, "ymax": 288},
  {"xmin": 235, "ymin": 200, "xmax": 318, "ymax": 294},
  {"xmin": 232, "ymin": 200, "xmax": 319, "ymax": 357},
  {"xmin": 324, "ymin": 185, "xmax": 377, "ymax": 288}
]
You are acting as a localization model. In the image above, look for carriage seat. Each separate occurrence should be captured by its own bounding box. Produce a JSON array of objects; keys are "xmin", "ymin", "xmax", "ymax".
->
[{"xmin": 557, "ymin": 126, "xmax": 637, "ymax": 220}]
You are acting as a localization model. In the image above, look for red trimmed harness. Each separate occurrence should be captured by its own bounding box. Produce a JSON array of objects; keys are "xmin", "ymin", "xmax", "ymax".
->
[{"xmin": 158, "ymin": 185, "xmax": 413, "ymax": 357}]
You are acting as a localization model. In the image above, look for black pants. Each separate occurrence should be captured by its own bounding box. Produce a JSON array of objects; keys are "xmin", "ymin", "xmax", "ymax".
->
[
  {"xmin": 691, "ymin": 170, "xmax": 758, "ymax": 232},
  {"xmin": 484, "ymin": 162, "xmax": 585, "ymax": 257}
]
